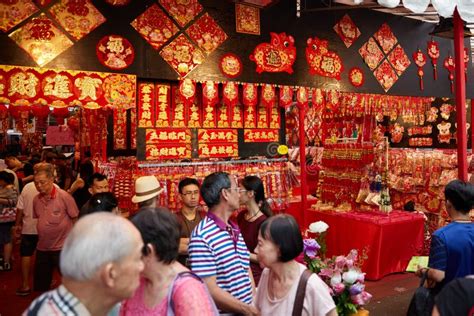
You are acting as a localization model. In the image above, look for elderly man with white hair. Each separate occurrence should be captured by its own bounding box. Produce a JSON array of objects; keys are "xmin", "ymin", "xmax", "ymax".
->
[{"xmin": 23, "ymin": 212, "xmax": 145, "ymax": 316}]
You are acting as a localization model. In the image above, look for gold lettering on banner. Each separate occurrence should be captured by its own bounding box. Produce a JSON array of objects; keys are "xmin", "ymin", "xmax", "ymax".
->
[
  {"xmin": 177, "ymin": 147, "xmax": 186, "ymax": 155},
  {"xmin": 9, "ymin": 72, "xmax": 38, "ymax": 98},
  {"xmin": 75, "ymin": 77, "xmax": 102, "ymax": 100},
  {"xmin": 156, "ymin": 85, "xmax": 169, "ymax": 127},
  {"xmin": 44, "ymin": 75, "xmax": 73, "ymax": 99}
]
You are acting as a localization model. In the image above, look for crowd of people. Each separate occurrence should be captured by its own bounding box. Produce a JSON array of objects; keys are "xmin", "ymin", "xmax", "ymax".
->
[{"xmin": 0, "ymin": 152, "xmax": 473, "ymax": 316}]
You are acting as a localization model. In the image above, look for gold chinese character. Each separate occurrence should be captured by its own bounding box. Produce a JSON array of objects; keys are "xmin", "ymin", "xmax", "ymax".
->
[
  {"xmin": 9, "ymin": 72, "xmax": 38, "ymax": 98},
  {"xmin": 75, "ymin": 76, "xmax": 102, "ymax": 100}
]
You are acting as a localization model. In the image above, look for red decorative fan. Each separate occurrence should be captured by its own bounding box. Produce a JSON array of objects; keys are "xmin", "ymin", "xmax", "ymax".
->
[{"xmin": 412, "ymin": 49, "xmax": 427, "ymax": 90}]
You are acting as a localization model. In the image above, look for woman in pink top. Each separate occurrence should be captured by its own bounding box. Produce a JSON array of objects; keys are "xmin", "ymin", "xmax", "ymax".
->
[
  {"xmin": 255, "ymin": 214, "xmax": 337, "ymax": 316},
  {"xmin": 120, "ymin": 208, "xmax": 218, "ymax": 316}
]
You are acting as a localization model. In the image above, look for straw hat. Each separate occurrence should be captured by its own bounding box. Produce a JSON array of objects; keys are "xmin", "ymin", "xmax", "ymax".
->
[{"xmin": 131, "ymin": 176, "xmax": 163, "ymax": 203}]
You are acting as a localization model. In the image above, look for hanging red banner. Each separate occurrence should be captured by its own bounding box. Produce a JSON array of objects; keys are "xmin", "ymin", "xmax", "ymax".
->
[
  {"xmin": 202, "ymin": 81, "xmax": 219, "ymax": 106},
  {"xmin": 261, "ymin": 84, "xmax": 275, "ymax": 108},
  {"xmin": 412, "ymin": 49, "xmax": 427, "ymax": 91},
  {"xmin": 279, "ymin": 86, "xmax": 293, "ymax": 108},
  {"xmin": 257, "ymin": 104, "xmax": 269, "ymax": 128},
  {"xmin": 188, "ymin": 102, "xmax": 201, "ymax": 128},
  {"xmin": 198, "ymin": 129, "xmax": 238, "ymax": 143},
  {"xmin": 179, "ymin": 78, "xmax": 196, "ymax": 106},
  {"xmin": 427, "ymin": 38, "xmax": 439, "ymax": 80},
  {"xmin": 138, "ymin": 83, "xmax": 155, "ymax": 128},
  {"xmin": 222, "ymin": 81, "xmax": 239, "ymax": 107},
  {"xmin": 145, "ymin": 128, "xmax": 191, "ymax": 144},
  {"xmin": 203, "ymin": 103, "xmax": 216, "ymax": 128},
  {"xmin": 217, "ymin": 104, "xmax": 230, "ymax": 128},
  {"xmin": 244, "ymin": 103, "xmax": 256, "ymax": 128},
  {"xmin": 269, "ymin": 103, "xmax": 280, "ymax": 129},
  {"xmin": 171, "ymin": 86, "xmax": 186, "ymax": 127},
  {"xmin": 312, "ymin": 88, "xmax": 326, "ymax": 114},
  {"xmin": 113, "ymin": 108, "xmax": 127, "ymax": 150},
  {"xmin": 155, "ymin": 84, "xmax": 170, "ymax": 128},
  {"xmin": 242, "ymin": 83, "xmax": 258, "ymax": 106},
  {"xmin": 146, "ymin": 144, "xmax": 191, "ymax": 160},
  {"xmin": 198, "ymin": 143, "xmax": 238, "ymax": 158},
  {"xmin": 130, "ymin": 106, "xmax": 137, "ymax": 149},
  {"xmin": 231, "ymin": 104, "xmax": 243, "ymax": 128},
  {"xmin": 243, "ymin": 129, "xmax": 279, "ymax": 142},
  {"xmin": 296, "ymin": 86, "xmax": 308, "ymax": 108}
]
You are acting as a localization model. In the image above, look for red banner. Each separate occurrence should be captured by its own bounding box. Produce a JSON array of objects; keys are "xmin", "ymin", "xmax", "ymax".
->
[
  {"xmin": 269, "ymin": 103, "xmax": 280, "ymax": 129},
  {"xmin": 188, "ymin": 102, "xmax": 201, "ymax": 128},
  {"xmin": 203, "ymin": 81, "xmax": 219, "ymax": 106},
  {"xmin": 145, "ymin": 128, "xmax": 191, "ymax": 144},
  {"xmin": 242, "ymin": 83, "xmax": 258, "ymax": 106},
  {"xmin": 261, "ymin": 84, "xmax": 275, "ymax": 108},
  {"xmin": 146, "ymin": 144, "xmax": 191, "ymax": 160},
  {"xmin": 179, "ymin": 78, "xmax": 196, "ymax": 106},
  {"xmin": 222, "ymin": 81, "xmax": 238, "ymax": 107},
  {"xmin": 198, "ymin": 143, "xmax": 238, "ymax": 158},
  {"xmin": 244, "ymin": 129, "xmax": 279, "ymax": 142},
  {"xmin": 0, "ymin": 64, "xmax": 136, "ymax": 109},
  {"xmin": 244, "ymin": 103, "xmax": 256, "ymax": 128},
  {"xmin": 231, "ymin": 104, "xmax": 243, "ymax": 128},
  {"xmin": 279, "ymin": 86, "xmax": 293, "ymax": 108},
  {"xmin": 257, "ymin": 104, "xmax": 269, "ymax": 128},
  {"xmin": 130, "ymin": 106, "xmax": 137, "ymax": 149},
  {"xmin": 155, "ymin": 84, "xmax": 170, "ymax": 128},
  {"xmin": 296, "ymin": 86, "xmax": 308, "ymax": 108},
  {"xmin": 198, "ymin": 129, "xmax": 238, "ymax": 143},
  {"xmin": 138, "ymin": 83, "xmax": 154, "ymax": 127},
  {"xmin": 113, "ymin": 108, "xmax": 127, "ymax": 150},
  {"xmin": 203, "ymin": 103, "xmax": 216, "ymax": 128},
  {"xmin": 217, "ymin": 104, "xmax": 230, "ymax": 128},
  {"xmin": 172, "ymin": 86, "xmax": 186, "ymax": 127}
]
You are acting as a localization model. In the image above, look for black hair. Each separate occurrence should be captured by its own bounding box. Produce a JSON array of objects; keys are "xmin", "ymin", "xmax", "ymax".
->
[
  {"xmin": 0, "ymin": 171, "xmax": 14, "ymax": 185},
  {"xmin": 79, "ymin": 161, "xmax": 94, "ymax": 183},
  {"xmin": 87, "ymin": 173, "xmax": 107, "ymax": 187},
  {"xmin": 259, "ymin": 214, "xmax": 303, "ymax": 262},
  {"xmin": 131, "ymin": 208, "xmax": 180, "ymax": 264},
  {"xmin": 178, "ymin": 177, "xmax": 200, "ymax": 194},
  {"xmin": 444, "ymin": 180, "xmax": 474, "ymax": 214},
  {"xmin": 88, "ymin": 192, "xmax": 118, "ymax": 213},
  {"xmin": 200, "ymin": 172, "xmax": 231, "ymax": 209},
  {"xmin": 404, "ymin": 201, "xmax": 415, "ymax": 212},
  {"xmin": 242, "ymin": 175, "xmax": 273, "ymax": 218}
]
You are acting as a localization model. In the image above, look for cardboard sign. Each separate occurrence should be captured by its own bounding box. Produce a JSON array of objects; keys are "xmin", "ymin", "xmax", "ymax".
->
[{"xmin": 46, "ymin": 126, "xmax": 75, "ymax": 145}]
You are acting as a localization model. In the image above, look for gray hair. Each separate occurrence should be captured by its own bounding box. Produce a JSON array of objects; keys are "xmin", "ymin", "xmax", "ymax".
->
[
  {"xmin": 200, "ymin": 172, "xmax": 231, "ymax": 209},
  {"xmin": 60, "ymin": 213, "xmax": 138, "ymax": 281}
]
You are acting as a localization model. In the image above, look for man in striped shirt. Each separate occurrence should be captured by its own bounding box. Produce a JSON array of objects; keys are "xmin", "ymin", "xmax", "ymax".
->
[{"xmin": 189, "ymin": 172, "xmax": 259, "ymax": 315}]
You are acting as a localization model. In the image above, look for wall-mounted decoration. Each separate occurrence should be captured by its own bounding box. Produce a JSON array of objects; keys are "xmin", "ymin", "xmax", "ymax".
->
[
  {"xmin": 138, "ymin": 83, "xmax": 154, "ymax": 128},
  {"xmin": 374, "ymin": 23, "xmax": 397, "ymax": 54},
  {"xmin": 186, "ymin": 13, "xmax": 227, "ymax": 55},
  {"xmin": 235, "ymin": 3, "xmax": 260, "ymax": 35},
  {"xmin": 244, "ymin": 129, "xmax": 279, "ymax": 142},
  {"xmin": 412, "ymin": 49, "xmax": 427, "ymax": 90},
  {"xmin": 146, "ymin": 144, "xmax": 191, "ymax": 160},
  {"xmin": 96, "ymin": 35, "xmax": 135, "ymax": 70},
  {"xmin": 348, "ymin": 67, "xmax": 364, "ymax": 87},
  {"xmin": 443, "ymin": 54, "xmax": 455, "ymax": 93},
  {"xmin": 131, "ymin": 4, "xmax": 178, "ymax": 51},
  {"xmin": 359, "ymin": 37, "xmax": 384, "ymax": 71},
  {"xmin": 49, "ymin": 0, "xmax": 106, "ymax": 41},
  {"xmin": 8, "ymin": 13, "xmax": 73, "ymax": 67},
  {"xmin": 426, "ymin": 106, "xmax": 438, "ymax": 122},
  {"xmin": 408, "ymin": 138, "xmax": 432, "ymax": 147},
  {"xmin": 159, "ymin": 34, "xmax": 204, "ymax": 77},
  {"xmin": 171, "ymin": 86, "xmax": 186, "ymax": 127},
  {"xmin": 155, "ymin": 84, "xmax": 170, "ymax": 127},
  {"xmin": 103, "ymin": 74, "xmax": 136, "ymax": 109},
  {"xmin": 440, "ymin": 103, "xmax": 453, "ymax": 120},
  {"xmin": 178, "ymin": 78, "xmax": 196, "ymax": 106},
  {"xmin": 105, "ymin": 0, "xmax": 131, "ymax": 6},
  {"xmin": 387, "ymin": 44, "xmax": 410, "ymax": 76},
  {"xmin": 374, "ymin": 60, "xmax": 397, "ymax": 92},
  {"xmin": 389, "ymin": 123, "xmax": 404, "ymax": 143},
  {"xmin": 113, "ymin": 108, "xmax": 127, "ymax": 150},
  {"xmin": 219, "ymin": 53, "xmax": 242, "ymax": 78},
  {"xmin": 333, "ymin": 14, "xmax": 360, "ymax": 48},
  {"xmin": 305, "ymin": 37, "xmax": 344, "ymax": 80},
  {"xmin": 279, "ymin": 85, "xmax": 293, "ymax": 108},
  {"xmin": 158, "ymin": 0, "xmax": 202, "ymax": 28},
  {"xmin": 437, "ymin": 121, "xmax": 451, "ymax": 144},
  {"xmin": 407, "ymin": 126, "xmax": 432, "ymax": 136},
  {"xmin": 296, "ymin": 86, "xmax": 308, "ymax": 108},
  {"xmin": 427, "ymin": 38, "xmax": 439, "ymax": 80},
  {"xmin": 198, "ymin": 129, "xmax": 237, "ymax": 143},
  {"xmin": 0, "ymin": 0, "xmax": 38, "ymax": 33},
  {"xmin": 261, "ymin": 84, "xmax": 276, "ymax": 108},
  {"xmin": 198, "ymin": 143, "xmax": 238, "ymax": 158},
  {"xmin": 222, "ymin": 81, "xmax": 238, "ymax": 107},
  {"xmin": 249, "ymin": 32, "xmax": 296, "ymax": 74}
]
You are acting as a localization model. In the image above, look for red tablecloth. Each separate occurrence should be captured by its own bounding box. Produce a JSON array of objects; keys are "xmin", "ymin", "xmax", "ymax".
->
[{"xmin": 306, "ymin": 210, "xmax": 425, "ymax": 280}]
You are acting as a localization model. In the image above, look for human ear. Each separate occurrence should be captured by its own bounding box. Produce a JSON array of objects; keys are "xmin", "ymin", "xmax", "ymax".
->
[{"xmin": 101, "ymin": 263, "xmax": 116, "ymax": 288}]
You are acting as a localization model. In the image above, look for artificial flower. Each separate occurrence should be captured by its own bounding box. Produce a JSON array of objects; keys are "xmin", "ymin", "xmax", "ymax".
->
[
  {"xmin": 309, "ymin": 220, "xmax": 329, "ymax": 233},
  {"xmin": 332, "ymin": 282, "xmax": 345, "ymax": 295},
  {"xmin": 303, "ymin": 239, "xmax": 320, "ymax": 258},
  {"xmin": 330, "ymin": 272, "xmax": 342, "ymax": 287},
  {"xmin": 343, "ymin": 269, "xmax": 359, "ymax": 285},
  {"xmin": 349, "ymin": 282, "xmax": 364, "ymax": 296}
]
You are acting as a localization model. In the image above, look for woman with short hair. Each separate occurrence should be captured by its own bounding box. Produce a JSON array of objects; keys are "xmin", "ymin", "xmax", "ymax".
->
[
  {"xmin": 120, "ymin": 208, "xmax": 218, "ymax": 315},
  {"xmin": 255, "ymin": 214, "xmax": 337, "ymax": 316}
]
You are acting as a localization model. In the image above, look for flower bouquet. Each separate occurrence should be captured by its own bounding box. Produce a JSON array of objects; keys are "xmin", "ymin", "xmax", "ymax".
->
[{"xmin": 304, "ymin": 222, "xmax": 372, "ymax": 315}]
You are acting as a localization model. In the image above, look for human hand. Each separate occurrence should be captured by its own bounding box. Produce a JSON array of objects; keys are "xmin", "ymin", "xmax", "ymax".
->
[
  {"xmin": 243, "ymin": 305, "xmax": 260, "ymax": 316},
  {"xmin": 415, "ymin": 265, "xmax": 428, "ymax": 277}
]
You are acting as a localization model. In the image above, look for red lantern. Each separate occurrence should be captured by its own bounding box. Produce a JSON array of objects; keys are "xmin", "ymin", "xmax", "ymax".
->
[
  {"xmin": 52, "ymin": 107, "xmax": 70, "ymax": 125},
  {"xmin": 67, "ymin": 115, "xmax": 79, "ymax": 132}
]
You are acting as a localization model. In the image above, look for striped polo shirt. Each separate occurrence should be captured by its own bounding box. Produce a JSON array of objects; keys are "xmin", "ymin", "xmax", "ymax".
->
[{"xmin": 189, "ymin": 212, "xmax": 253, "ymax": 304}]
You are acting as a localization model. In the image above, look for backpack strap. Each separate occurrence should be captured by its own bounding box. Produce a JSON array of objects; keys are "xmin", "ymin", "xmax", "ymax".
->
[{"xmin": 292, "ymin": 269, "xmax": 313, "ymax": 316}]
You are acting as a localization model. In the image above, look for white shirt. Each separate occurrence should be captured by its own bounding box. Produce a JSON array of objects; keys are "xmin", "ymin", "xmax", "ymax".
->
[
  {"xmin": 256, "ymin": 263, "xmax": 336, "ymax": 316},
  {"xmin": 16, "ymin": 182, "xmax": 58, "ymax": 234}
]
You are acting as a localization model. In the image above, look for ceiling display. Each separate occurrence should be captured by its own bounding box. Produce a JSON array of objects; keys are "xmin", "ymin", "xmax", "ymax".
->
[{"xmin": 9, "ymin": 13, "xmax": 73, "ymax": 67}]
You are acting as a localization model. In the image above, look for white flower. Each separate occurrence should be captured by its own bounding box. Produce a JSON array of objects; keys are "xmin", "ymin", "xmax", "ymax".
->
[
  {"xmin": 309, "ymin": 221, "xmax": 329, "ymax": 233},
  {"xmin": 342, "ymin": 269, "xmax": 359, "ymax": 285},
  {"xmin": 330, "ymin": 272, "xmax": 342, "ymax": 287}
]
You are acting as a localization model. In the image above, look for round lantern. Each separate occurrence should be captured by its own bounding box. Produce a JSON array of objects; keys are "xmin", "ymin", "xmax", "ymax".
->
[{"xmin": 52, "ymin": 107, "xmax": 70, "ymax": 125}]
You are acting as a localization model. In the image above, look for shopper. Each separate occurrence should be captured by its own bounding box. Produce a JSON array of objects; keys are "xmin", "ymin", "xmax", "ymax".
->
[
  {"xmin": 131, "ymin": 175, "xmax": 164, "ymax": 212},
  {"xmin": 32, "ymin": 163, "xmax": 79, "ymax": 292},
  {"xmin": 24, "ymin": 212, "xmax": 144, "ymax": 316},
  {"xmin": 85, "ymin": 192, "xmax": 120, "ymax": 215},
  {"xmin": 69, "ymin": 160, "xmax": 94, "ymax": 210},
  {"xmin": 79, "ymin": 173, "xmax": 109, "ymax": 217},
  {"xmin": 416, "ymin": 179, "xmax": 474, "ymax": 294},
  {"xmin": 237, "ymin": 175, "xmax": 273, "ymax": 285},
  {"xmin": 255, "ymin": 214, "xmax": 337, "ymax": 316},
  {"xmin": 120, "ymin": 208, "xmax": 218, "ymax": 315},
  {"xmin": 188, "ymin": 172, "xmax": 258, "ymax": 315},
  {"xmin": 175, "ymin": 177, "xmax": 205, "ymax": 267},
  {"xmin": 0, "ymin": 171, "xmax": 18, "ymax": 271}
]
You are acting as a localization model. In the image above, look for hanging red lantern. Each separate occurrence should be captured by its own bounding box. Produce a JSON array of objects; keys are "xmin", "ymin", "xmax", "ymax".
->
[
  {"xmin": 67, "ymin": 115, "xmax": 79, "ymax": 132},
  {"xmin": 412, "ymin": 49, "xmax": 427, "ymax": 90},
  {"xmin": 443, "ymin": 54, "xmax": 455, "ymax": 94},
  {"xmin": 52, "ymin": 107, "xmax": 70, "ymax": 125},
  {"xmin": 427, "ymin": 38, "xmax": 439, "ymax": 80}
]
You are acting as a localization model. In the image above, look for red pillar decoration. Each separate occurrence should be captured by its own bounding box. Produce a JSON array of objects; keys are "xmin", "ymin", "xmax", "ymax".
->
[
  {"xmin": 454, "ymin": 9, "xmax": 468, "ymax": 181},
  {"xmin": 298, "ymin": 102, "xmax": 307, "ymax": 224}
]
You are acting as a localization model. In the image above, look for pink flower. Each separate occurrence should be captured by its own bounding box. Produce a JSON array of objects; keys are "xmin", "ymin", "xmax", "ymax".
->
[
  {"xmin": 319, "ymin": 268, "xmax": 334, "ymax": 278},
  {"xmin": 335, "ymin": 256, "xmax": 346, "ymax": 269},
  {"xmin": 357, "ymin": 272, "xmax": 366, "ymax": 283},
  {"xmin": 351, "ymin": 291, "xmax": 372, "ymax": 305},
  {"xmin": 332, "ymin": 282, "xmax": 346, "ymax": 294}
]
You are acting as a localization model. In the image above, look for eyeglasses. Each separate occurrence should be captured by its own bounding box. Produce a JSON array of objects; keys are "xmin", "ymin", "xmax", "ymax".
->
[{"xmin": 181, "ymin": 190, "xmax": 199, "ymax": 197}]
